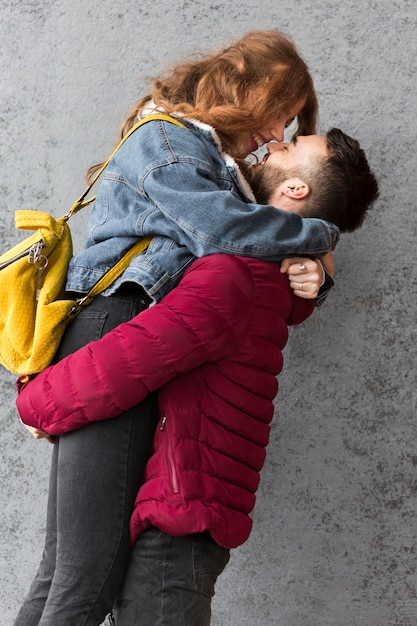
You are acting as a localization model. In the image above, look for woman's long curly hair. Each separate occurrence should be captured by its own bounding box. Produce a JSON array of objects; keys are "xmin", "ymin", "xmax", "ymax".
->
[{"xmin": 87, "ymin": 30, "xmax": 318, "ymax": 182}]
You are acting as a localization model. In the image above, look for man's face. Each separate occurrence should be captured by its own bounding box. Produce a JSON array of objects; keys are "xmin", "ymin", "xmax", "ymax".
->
[
  {"xmin": 261, "ymin": 134, "xmax": 329, "ymax": 170},
  {"xmin": 250, "ymin": 134, "xmax": 330, "ymax": 212}
]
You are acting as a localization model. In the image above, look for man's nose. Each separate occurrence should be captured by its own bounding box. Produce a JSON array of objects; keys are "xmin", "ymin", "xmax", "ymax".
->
[{"xmin": 268, "ymin": 142, "xmax": 288, "ymax": 153}]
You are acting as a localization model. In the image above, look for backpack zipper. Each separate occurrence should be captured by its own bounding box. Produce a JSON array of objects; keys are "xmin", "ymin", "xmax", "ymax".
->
[
  {"xmin": 0, "ymin": 240, "xmax": 48, "ymax": 301},
  {"xmin": 0, "ymin": 240, "xmax": 46, "ymax": 271}
]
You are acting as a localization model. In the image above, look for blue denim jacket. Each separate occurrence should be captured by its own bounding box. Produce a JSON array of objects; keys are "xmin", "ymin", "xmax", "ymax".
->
[{"xmin": 66, "ymin": 116, "xmax": 339, "ymax": 302}]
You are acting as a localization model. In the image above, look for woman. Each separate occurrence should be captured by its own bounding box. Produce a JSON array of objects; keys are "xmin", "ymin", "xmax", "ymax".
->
[{"xmin": 13, "ymin": 30, "xmax": 337, "ymax": 625}]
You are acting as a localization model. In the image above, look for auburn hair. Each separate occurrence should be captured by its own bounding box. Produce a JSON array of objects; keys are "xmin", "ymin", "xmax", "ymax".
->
[{"xmin": 87, "ymin": 30, "xmax": 317, "ymax": 182}]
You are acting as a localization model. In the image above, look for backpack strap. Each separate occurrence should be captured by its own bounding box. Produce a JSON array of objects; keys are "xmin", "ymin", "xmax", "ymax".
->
[
  {"xmin": 65, "ymin": 113, "xmax": 188, "ymax": 316},
  {"xmin": 64, "ymin": 114, "xmax": 188, "ymax": 219}
]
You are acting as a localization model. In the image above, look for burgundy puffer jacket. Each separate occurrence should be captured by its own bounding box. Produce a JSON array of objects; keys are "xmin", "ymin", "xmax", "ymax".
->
[{"xmin": 16, "ymin": 254, "xmax": 314, "ymax": 548}]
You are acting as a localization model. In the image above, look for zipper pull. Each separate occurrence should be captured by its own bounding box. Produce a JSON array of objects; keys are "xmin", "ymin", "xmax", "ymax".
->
[
  {"xmin": 160, "ymin": 415, "xmax": 167, "ymax": 431},
  {"xmin": 28, "ymin": 241, "xmax": 47, "ymax": 269},
  {"xmin": 28, "ymin": 242, "xmax": 48, "ymax": 301}
]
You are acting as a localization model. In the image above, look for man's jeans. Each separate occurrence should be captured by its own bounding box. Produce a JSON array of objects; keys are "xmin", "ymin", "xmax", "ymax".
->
[
  {"xmin": 13, "ymin": 290, "xmax": 158, "ymax": 626},
  {"xmin": 113, "ymin": 528, "xmax": 230, "ymax": 625}
]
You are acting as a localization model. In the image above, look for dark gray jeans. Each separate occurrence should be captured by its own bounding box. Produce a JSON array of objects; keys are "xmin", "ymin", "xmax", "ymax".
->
[
  {"xmin": 13, "ymin": 290, "xmax": 158, "ymax": 626},
  {"xmin": 113, "ymin": 528, "xmax": 230, "ymax": 626}
]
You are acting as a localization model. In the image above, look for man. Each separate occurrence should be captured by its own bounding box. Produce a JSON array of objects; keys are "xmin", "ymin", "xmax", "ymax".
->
[
  {"xmin": 16, "ymin": 128, "xmax": 378, "ymax": 625},
  {"xmin": 251, "ymin": 127, "xmax": 376, "ymax": 234}
]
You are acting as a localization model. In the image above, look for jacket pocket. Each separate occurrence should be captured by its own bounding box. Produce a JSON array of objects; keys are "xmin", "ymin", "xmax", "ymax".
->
[{"xmin": 160, "ymin": 414, "xmax": 180, "ymax": 494}]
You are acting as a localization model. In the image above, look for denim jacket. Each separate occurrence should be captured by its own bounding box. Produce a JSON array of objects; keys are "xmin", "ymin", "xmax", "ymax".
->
[{"xmin": 66, "ymin": 116, "xmax": 339, "ymax": 302}]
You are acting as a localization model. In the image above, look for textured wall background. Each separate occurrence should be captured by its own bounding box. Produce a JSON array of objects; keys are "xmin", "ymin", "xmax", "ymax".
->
[{"xmin": 0, "ymin": 1, "xmax": 416, "ymax": 625}]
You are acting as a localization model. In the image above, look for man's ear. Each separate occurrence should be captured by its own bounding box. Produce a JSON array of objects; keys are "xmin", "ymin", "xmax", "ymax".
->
[{"xmin": 281, "ymin": 177, "xmax": 310, "ymax": 200}]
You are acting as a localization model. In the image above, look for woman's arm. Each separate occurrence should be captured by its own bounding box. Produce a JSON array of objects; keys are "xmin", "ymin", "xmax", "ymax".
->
[{"xmin": 131, "ymin": 121, "xmax": 339, "ymax": 259}]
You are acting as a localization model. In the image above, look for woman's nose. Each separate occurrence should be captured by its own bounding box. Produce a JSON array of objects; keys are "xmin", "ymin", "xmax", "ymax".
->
[{"xmin": 271, "ymin": 123, "xmax": 285, "ymax": 142}]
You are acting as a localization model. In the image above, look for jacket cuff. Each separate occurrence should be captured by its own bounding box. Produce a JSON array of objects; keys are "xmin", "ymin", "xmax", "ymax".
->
[
  {"xmin": 16, "ymin": 374, "xmax": 37, "ymax": 394},
  {"xmin": 315, "ymin": 270, "xmax": 334, "ymax": 308}
]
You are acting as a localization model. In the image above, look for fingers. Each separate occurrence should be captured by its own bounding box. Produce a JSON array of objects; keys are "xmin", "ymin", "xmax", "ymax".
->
[
  {"xmin": 287, "ymin": 277, "xmax": 318, "ymax": 299},
  {"xmin": 282, "ymin": 257, "xmax": 325, "ymax": 299},
  {"xmin": 280, "ymin": 256, "xmax": 310, "ymax": 273},
  {"xmin": 284, "ymin": 258, "xmax": 318, "ymax": 276},
  {"xmin": 20, "ymin": 419, "xmax": 53, "ymax": 442}
]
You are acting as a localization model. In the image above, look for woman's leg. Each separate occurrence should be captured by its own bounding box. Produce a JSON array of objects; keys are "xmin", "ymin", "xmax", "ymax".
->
[
  {"xmin": 38, "ymin": 394, "xmax": 157, "ymax": 625},
  {"xmin": 13, "ymin": 444, "xmax": 59, "ymax": 626},
  {"xmin": 113, "ymin": 528, "xmax": 230, "ymax": 626},
  {"xmin": 14, "ymin": 290, "xmax": 158, "ymax": 626}
]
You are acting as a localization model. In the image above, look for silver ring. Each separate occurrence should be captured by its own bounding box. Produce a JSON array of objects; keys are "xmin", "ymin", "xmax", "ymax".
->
[
  {"xmin": 299, "ymin": 283, "xmax": 303, "ymax": 291},
  {"xmin": 299, "ymin": 263, "xmax": 306, "ymax": 273}
]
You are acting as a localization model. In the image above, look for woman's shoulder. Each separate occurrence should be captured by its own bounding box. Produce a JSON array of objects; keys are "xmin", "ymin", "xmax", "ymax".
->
[{"xmin": 129, "ymin": 114, "xmax": 221, "ymax": 159}]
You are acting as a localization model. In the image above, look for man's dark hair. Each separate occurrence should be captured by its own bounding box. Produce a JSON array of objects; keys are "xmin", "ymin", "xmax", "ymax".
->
[{"xmin": 251, "ymin": 128, "xmax": 379, "ymax": 233}]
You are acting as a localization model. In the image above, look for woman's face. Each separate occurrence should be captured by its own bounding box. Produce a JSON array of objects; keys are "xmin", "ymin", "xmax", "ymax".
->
[{"xmin": 234, "ymin": 97, "xmax": 307, "ymax": 158}]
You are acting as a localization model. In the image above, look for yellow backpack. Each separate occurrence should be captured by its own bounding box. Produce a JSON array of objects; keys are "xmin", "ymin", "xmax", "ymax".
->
[{"xmin": 0, "ymin": 114, "xmax": 186, "ymax": 375}]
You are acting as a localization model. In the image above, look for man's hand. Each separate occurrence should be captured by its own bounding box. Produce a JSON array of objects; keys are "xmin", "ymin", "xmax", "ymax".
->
[
  {"xmin": 20, "ymin": 420, "xmax": 55, "ymax": 444},
  {"xmin": 280, "ymin": 256, "xmax": 327, "ymax": 299}
]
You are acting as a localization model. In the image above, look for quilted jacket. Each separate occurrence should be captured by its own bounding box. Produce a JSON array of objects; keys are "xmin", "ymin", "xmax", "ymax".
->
[{"xmin": 16, "ymin": 254, "xmax": 314, "ymax": 548}]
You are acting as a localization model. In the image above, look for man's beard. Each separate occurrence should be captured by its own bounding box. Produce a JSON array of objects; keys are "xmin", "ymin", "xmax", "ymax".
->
[{"xmin": 250, "ymin": 162, "xmax": 291, "ymax": 205}]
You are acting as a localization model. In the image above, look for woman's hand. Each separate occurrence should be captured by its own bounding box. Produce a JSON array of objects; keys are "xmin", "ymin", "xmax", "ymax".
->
[
  {"xmin": 280, "ymin": 256, "xmax": 326, "ymax": 299},
  {"xmin": 20, "ymin": 420, "xmax": 55, "ymax": 444}
]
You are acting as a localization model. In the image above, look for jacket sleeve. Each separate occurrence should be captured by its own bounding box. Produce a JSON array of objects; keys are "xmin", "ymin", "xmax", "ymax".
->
[
  {"xmin": 314, "ymin": 270, "xmax": 335, "ymax": 307},
  {"xmin": 286, "ymin": 295, "xmax": 315, "ymax": 326},
  {"xmin": 16, "ymin": 256, "xmax": 254, "ymax": 436}
]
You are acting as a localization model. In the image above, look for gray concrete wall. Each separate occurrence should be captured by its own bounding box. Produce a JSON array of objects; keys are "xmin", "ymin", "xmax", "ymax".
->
[{"xmin": 0, "ymin": 1, "xmax": 416, "ymax": 624}]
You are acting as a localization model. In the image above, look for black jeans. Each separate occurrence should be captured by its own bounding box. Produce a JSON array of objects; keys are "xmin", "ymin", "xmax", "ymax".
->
[
  {"xmin": 14, "ymin": 290, "xmax": 158, "ymax": 626},
  {"xmin": 113, "ymin": 528, "xmax": 230, "ymax": 626}
]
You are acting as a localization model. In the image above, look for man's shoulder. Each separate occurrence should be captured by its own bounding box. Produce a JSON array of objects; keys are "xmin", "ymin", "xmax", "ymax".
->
[
  {"xmin": 184, "ymin": 254, "xmax": 283, "ymax": 300},
  {"xmin": 186, "ymin": 254, "xmax": 261, "ymax": 281}
]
